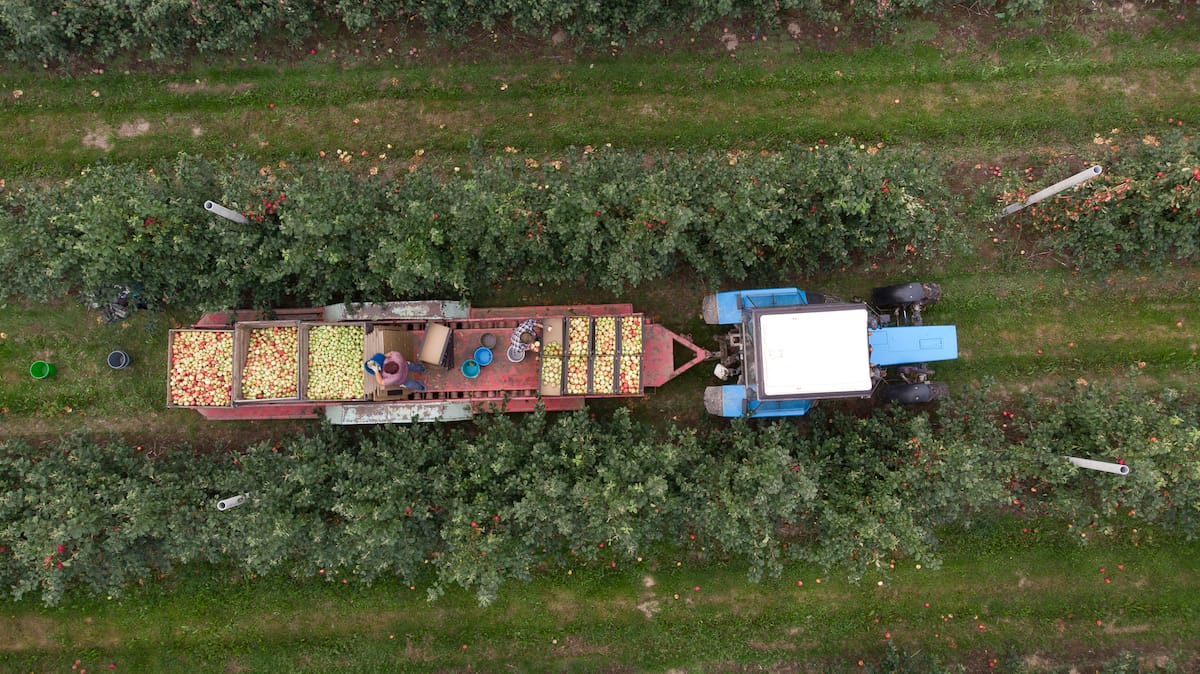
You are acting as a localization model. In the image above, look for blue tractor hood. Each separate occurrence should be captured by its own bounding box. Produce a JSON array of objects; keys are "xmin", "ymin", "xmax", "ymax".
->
[{"xmin": 869, "ymin": 325, "xmax": 958, "ymax": 366}]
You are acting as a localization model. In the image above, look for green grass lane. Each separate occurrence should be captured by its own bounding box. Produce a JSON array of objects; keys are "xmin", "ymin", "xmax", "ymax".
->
[
  {"xmin": 926, "ymin": 266, "xmax": 1200, "ymax": 391},
  {"xmin": 0, "ymin": 304, "xmax": 311, "ymax": 445},
  {"xmin": 1, "ymin": 22, "xmax": 1198, "ymax": 178},
  {"xmin": 0, "ymin": 522, "xmax": 1196, "ymax": 671},
  {"xmin": 3, "ymin": 261, "xmax": 1198, "ymax": 440}
]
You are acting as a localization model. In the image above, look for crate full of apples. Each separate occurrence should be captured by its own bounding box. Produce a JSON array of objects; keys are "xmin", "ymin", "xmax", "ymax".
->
[
  {"xmin": 591, "ymin": 353, "xmax": 616, "ymax": 394},
  {"xmin": 618, "ymin": 354, "xmax": 642, "ymax": 394},
  {"xmin": 237, "ymin": 323, "xmax": 300, "ymax": 400},
  {"xmin": 566, "ymin": 355, "xmax": 590, "ymax": 394},
  {"xmin": 168, "ymin": 329, "xmax": 234, "ymax": 407},
  {"xmin": 593, "ymin": 316, "xmax": 617, "ymax": 355},
  {"xmin": 540, "ymin": 356, "xmax": 563, "ymax": 394},
  {"xmin": 567, "ymin": 316, "xmax": 591, "ymax": 356},
  {"xmin": 620, "ymin": 316, "xmax": 642, "ymax": 354},
  {"xmin": 305, "ymin": 324, "xmax": 366, "ymax": 400}
]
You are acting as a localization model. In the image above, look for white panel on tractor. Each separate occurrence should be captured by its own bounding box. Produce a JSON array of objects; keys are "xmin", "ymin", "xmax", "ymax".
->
[{"xmin": 757, "ymin": 306, "xmax": 871, "ymax": 397}]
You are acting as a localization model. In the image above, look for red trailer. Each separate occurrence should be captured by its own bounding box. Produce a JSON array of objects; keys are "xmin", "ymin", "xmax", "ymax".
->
[{"xmin": 167, "ymin": 301, "xmax": 711, "ymax": 424}]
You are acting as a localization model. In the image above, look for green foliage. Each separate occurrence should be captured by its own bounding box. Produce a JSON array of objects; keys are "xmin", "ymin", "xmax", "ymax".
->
[
  {"xmin": 0, "ymin": 144, "xmax": 954, "ymax": 310},
  {"xmin": 3, "ymin": 380, "xmax": 1195, "ymax": 607},
  {"xmin": 0, "ymin": 0, "xmax": 1010, "ymax": 66},
  {"xmin": 1012, "ymin": 380, "xmax": 1200, "ymax": 541},
  {"xmin": 0, "ymin": 0, "xmax": 314, "ymax": 65},
  {"xmin": 1003, "ymin": 131, "xmax": 1200, "ymax": 269}
]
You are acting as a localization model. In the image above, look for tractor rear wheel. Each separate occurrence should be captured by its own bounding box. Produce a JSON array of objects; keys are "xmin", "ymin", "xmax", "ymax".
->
[
  {"xmin": 870, "ymin": 282, "xmax": 941, "ymax": 310},
  {"xmin": 881, "ymin": 382, "xmax": 949, "ymax": 404}
]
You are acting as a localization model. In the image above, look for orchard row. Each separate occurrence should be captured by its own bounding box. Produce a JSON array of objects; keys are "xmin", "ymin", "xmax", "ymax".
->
[
  {"xmin": 1, "ymin": 0, "xmax": 1063, "ymax": 67},
  {"xmin": 1, "ymin": 378, "xmax": 1195, "ymax": 607},
  {"xmin": 2, "ymin": 135, "xmax": 1195, "ymax": 314}
]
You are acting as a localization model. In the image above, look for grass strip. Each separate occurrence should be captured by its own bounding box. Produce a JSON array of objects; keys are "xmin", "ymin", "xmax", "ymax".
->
[
  {"xmin": 3, "ymin": 263, "xmax": 1198, "ymax": 440},
  {"xmin": 1, "ymin": 24, "xmax": 1198, "ymax": 177},
  {"xmin": 0, "ymin": 521, "xmax": 1195, "ymax": 672}
]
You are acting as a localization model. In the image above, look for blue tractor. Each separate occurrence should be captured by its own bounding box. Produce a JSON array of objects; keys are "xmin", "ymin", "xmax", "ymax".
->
[{"xmin": 701, "ymin": 283, "xmax": 957, "ymax": 418}]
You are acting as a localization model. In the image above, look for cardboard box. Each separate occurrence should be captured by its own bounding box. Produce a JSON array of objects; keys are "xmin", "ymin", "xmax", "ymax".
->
[{"xmin": 419, "ymin": 322, "xmax": 453, "ymax": 369}]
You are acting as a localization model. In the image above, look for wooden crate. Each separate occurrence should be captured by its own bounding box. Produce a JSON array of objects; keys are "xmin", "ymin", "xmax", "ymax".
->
[
  {"xmin": 167, "ymin": 328, "xmax": 235, "ymax": 408},
  {"xmin": 301, "ymin": 322, "xmax": 369, "ymax": 402},
  {"xmin": 233, "ymin": 320, "xmax": 302, "ymax": 403}
]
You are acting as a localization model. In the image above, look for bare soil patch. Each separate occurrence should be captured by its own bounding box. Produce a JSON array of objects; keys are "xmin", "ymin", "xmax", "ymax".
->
[
  {"xmin": 82, "ymin": 125, "xmax": 113, "ymax": 151},
  {"xmin": 0, "ymin": 615, "xmax": 56, "ymax": 651},
  {"xmin": 117, "ymin": 119, "xmax": 151, "ymax": 137},
  {"xmin": 166, "ymin": 81, "xmax": 254, "ymax": 95}
]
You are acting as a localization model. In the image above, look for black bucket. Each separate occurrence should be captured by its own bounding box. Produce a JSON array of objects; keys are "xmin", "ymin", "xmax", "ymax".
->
[{"xmin": 107, "ymin": 350, "xmax": 131, "ymax": 369}]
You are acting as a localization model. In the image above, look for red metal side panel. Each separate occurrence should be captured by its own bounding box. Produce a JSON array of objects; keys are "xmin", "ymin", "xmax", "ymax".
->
[
  {"xmin": 197, "ymin": 403, "xmax": 323, "ymax": 420},
  {"xmin": 642, "ymin": 323, "xmax": 675, "ymax": 388},
  {"xmin": 469, "ymin": 304, "xmax": 634, "ymax": 319},
  {"xmin": 472, "ymin": 396, "xmax": 586, "ymax": 414},
  {"xmin": 194, "ymin": 308, "xmax": 323, "ymax": 328}
]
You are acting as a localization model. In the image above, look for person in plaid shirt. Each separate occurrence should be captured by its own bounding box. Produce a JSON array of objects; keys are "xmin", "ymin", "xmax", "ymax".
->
[{"xmin": 507, "ymin": 319, "xmax": 542, "ymax": 362}]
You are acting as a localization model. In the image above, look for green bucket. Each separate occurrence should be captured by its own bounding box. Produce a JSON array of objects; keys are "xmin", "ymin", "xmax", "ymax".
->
[{"xmin": 30, "ymin": 361, "xmax": 55, "ymax": 379}]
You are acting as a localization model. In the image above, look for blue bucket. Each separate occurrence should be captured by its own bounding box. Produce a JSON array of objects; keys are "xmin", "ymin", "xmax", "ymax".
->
[
  {"xmin": 473, "ymin": 346, "xmax": 493, "ymax": 367},
  {"xmin": 461, "ymin": 359, "xmax": 480, "ymax": 379}
]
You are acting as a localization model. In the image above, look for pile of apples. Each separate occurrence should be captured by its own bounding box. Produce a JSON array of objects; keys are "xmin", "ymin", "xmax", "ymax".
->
[
  {"xmin": 568, "ymin": 316, "xmax": 591, "ymax": 356},
  {"xmin": 566, "ymin": 356, "xmax": 589, "ymax": 394},
  {"xmin": 240, "ymin": 326, "xmax": 299, "ymax": 399},
  {"xmin": 618, "ymin": 354, "xmax": 641, "ymax": 393},
  {"xmin": 169, "ymin": 330, "xmax": 234, "ymax": 406},
  {"xmin": 621, "ymin": 317, "xmax": 642, "ymax": 353},
  {"xmin": 306, "ymin": 325, "xmax": 365, "ymax": 400},
  {"xmin": 543, "ymin": 340, "xmax": 563, "ymax": 358},
  {"xmin": 541, "ymin": 357, "xmax": 563, "ymax": 391},
  {"xmin": 591, "ymin": 355, "xmax": 615, "ymax": 394},
  {"xmin": 594, "ymin": 316, "xmax": 617, "ymax": 354}
]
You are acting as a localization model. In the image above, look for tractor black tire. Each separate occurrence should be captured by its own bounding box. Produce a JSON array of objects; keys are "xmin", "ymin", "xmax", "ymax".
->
[
  {"xmin": 870, "ymin": 282, "xmax": 941, "ymax": 310},
  {"xmin": 881, "ymin": 382, "xmax": 949, "ymax": 404}
]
